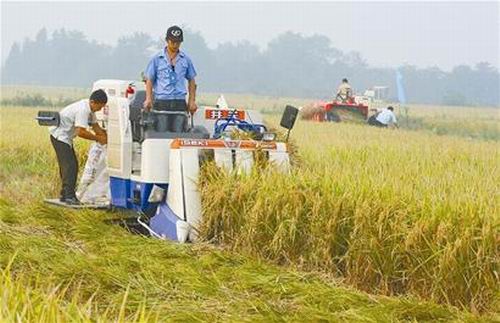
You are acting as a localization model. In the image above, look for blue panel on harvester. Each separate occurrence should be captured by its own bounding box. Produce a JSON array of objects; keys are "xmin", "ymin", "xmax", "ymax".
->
[
  {"xmin": 128, "ymin": 181, "xmax": 168, "ymax": 212},
  {"xmin": 110, "ymin": 177, "xmax": 131, "ymax": 208},
  {"xmin": 150, "ymin": 203, "xmax": 181, "ymax": 241},
  {"xmin": 129, "ymin": 180, "xmax": 152, "ymax": 210}
]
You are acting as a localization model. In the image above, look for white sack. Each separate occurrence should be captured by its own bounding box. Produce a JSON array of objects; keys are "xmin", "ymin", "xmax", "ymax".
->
[{"xmin": 76, "ymin": 143, "xmax": 110, "ymax": 205}]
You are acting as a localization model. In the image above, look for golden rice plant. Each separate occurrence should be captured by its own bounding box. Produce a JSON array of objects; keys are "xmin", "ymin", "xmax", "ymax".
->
[
  {"xmin": 2, "ymin": 102, "xmax": 498, "ymax": 319},
  {"xmin": 199, "ymin": 118, "xmax": 500, "ymax": 313}
]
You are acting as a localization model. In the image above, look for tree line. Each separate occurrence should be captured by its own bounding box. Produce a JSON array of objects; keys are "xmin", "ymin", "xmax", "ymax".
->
[{"xmin": 2, "ymin": 28, "xmax": 499, "ymax": 107}]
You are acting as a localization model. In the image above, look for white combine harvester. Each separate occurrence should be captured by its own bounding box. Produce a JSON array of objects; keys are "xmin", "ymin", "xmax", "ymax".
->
[{"xmin": 39, "ymin": 80, "xmax": 299, "ymax": 243}]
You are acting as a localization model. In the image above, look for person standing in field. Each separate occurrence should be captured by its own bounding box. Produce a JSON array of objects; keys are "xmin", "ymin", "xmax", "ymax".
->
[
  {"xmin": 370, "ymin": 106, "xmax": 398, "ymax": 128},
  {"xmin": 49, "ymin": 89, "xmax": 108, "ymax": 205},
  {"xmin": 143, "ymin": 25, "xmax": 198, "ymax": 132}
]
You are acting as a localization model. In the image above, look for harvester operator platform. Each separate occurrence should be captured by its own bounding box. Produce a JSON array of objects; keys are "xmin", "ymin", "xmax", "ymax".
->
[
  {"xmin": 49, "ymin": 89, "xmax": 108, "ymax": 205},
  {"xmin": 143, "ymin": 25, "xmax": 198, "ymax": 132}
]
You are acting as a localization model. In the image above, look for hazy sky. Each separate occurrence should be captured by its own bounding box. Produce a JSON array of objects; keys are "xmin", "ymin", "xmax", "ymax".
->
[{"xmin": 1, "ymin": 1, "xmax": 499, "ymax": 71}]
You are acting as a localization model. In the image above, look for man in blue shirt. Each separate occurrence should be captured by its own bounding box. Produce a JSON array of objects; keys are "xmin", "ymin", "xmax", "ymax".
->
[{"xmin": 143, "ymin": 25, "xmax": 197, "ymax": 132}]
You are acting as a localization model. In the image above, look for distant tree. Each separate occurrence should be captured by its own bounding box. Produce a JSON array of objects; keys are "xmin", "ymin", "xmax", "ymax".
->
[
  {"xmin": 29, "ymin": 28, "xmax": 50, "ymax": 84},
  {"xmin": 180, "ymin": 30, "xmax": 216, "ymax": 90},
  {"xmin": 2, "ymin": 42, "xmax": 22, "ymax": 83},
  {"xmin": 442, "ymin": 91, "xmax": 468, "ymax": 106},
  {"xmin": 1, "ymin": 28, "xmax": 499, "ymax": 107},
  {"xmin": 262, "ymin": 32, "xmax": 341, "ymax": 97},
  {"xmin": 108, "ymin": 32, "xmax": 154, "ymax": 80},
  {"xmin": 473, "ymin": 62, "xmax": 499, "ymax": 106},
  {"xmin": 342, "ymin": 51, "xmax": 367, "ymax": 68},
  {"xmin": 212, "ymin": 41, "xmax": 261, "ymax": 93}
]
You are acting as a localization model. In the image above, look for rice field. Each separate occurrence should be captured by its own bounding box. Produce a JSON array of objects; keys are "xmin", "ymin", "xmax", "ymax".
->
[
  {"xmin": 200, "ymin": 117, "xmax": 499, "ymax": 313},
  {"xmin": 0, "ymin": 86, "xmax": 499, "ymax": 321},
  {"xmin": 2, "ymin": 84, "xmax": 499, "ymax": 140}
]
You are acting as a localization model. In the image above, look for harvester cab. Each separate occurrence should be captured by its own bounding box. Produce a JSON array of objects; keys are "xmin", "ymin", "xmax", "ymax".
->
[{"xmin": 94, "ymin": 80, "xmax": 296, "ymax": 242}]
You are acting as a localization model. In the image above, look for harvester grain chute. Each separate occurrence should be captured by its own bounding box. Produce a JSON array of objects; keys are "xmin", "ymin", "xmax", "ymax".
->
[{"xmin": 38, "ymin": 79, "xmax": 299, "ymax": 243}]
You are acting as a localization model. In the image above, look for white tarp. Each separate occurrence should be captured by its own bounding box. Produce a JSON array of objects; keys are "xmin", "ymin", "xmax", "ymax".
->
[{"xmin": 76, "ymin": 143, "xmax": 110, "ymax": 206}]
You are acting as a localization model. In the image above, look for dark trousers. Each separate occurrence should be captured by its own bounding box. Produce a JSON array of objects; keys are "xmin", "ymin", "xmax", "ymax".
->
[
  {"xmin": 368, "ymin": 115, "xmax": 387, "ymax": 128},
  {"xmin": 373, "ymin": 120, "xmax": 387, "ymax": 128},
  {"xmin": 50, "ymin": 135, "xmax": 78, "ymax": 199},
  {"xmin": 153, "ymin": 99, "xmax": 187, "ymax": 132}
]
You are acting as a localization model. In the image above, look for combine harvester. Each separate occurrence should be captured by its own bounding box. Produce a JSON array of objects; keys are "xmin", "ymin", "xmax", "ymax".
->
[
  {"xmin": 300, "ymin": 85, "xmax": 391, "ymax": 123},
  {"xmin": 301, "ymin": 96, "xmax": 369, "ymax": 123},
  {"xmin": 38, "ymin": 80, "xmax": 299, "ymax": 243}
]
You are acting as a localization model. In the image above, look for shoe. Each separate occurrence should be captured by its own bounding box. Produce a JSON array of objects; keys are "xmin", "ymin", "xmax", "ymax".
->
[{"xmin": 61, "ymin": 197, "xmax": 81, "ymax": 205}]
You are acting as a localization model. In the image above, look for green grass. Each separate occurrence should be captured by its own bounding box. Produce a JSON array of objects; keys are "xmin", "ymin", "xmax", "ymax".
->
[
  {"xmin": 1, "ymin": 106, "xmax": 496, "ymax": 321},
  {"xmin": 3, "ymin": 199, "xmax": 489, "ymax": 322}
]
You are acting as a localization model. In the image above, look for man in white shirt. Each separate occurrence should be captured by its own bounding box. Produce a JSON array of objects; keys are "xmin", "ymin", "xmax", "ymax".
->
[
  {"xmin": 336, "ymin": 78, "xmax": 353, "ymax": 102},
  {"xmin": 373, "ymin": 106, "xmax": 398, "ymax": 128},
  {"xmin": 49, "ymin": 89, "xmax": 108, "ymax": 204}
]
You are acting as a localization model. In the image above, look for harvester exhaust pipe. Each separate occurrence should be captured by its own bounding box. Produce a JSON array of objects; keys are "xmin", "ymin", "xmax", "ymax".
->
[{"xmin": 280, "ymin": 105, "xmax": 299, "ymax": 142}]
